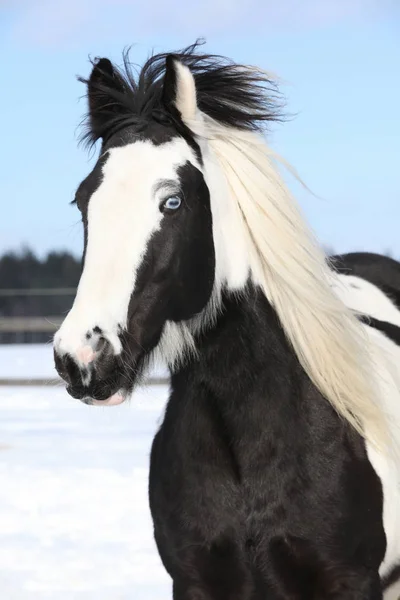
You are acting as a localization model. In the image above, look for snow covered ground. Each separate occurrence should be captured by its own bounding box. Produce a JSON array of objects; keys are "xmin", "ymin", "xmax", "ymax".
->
[
  {"xmin": 0, "ymin": 380, "xmax": 172, "ymax": 599},
  {"xmin": 0, "ymin": 344, "xmax": 58, "ymax": 380}
]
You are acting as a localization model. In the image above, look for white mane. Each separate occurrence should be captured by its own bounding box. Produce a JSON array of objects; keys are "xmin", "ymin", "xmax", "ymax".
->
[{"xmin": 183, "ymin": 113, "xmax": 386, "ymax": 448}]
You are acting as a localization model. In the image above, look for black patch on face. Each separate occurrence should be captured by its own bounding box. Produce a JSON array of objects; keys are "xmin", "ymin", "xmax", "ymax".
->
[
  {"xmin": 105, "ymin": 121, "xmax": 175, "ymax": 149},
  {"xmin": 121, "ymin": 160, "xmax": 215, "ymax": 359},
  {"xmin": 104, "ymin": 120, "xmax": 202, "ymax": 164},
  {"xmin": 74, "ymin": 153, "xmax": 107, "ymax": 210},
  {"xmin": 74, "ymin": 153, "xmax": 108, "ymax": 261}
]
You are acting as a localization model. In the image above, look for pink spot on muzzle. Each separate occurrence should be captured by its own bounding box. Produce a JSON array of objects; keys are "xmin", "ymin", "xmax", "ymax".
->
[{"xmin": 76, "ymin": 345, "xmax": 96, "ymax": 366}]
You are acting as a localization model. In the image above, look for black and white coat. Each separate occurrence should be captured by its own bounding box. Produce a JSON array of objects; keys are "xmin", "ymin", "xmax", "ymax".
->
[{"xmin": 53, "ymin": 45, "xmax": 400, "ymax": 598}]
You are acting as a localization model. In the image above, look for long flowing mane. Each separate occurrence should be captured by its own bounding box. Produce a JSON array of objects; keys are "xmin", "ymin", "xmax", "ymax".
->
[
  {"xmin": 201, "ymin": 120, "xmax": 385, "ymax": 446},
  {"xmin": 80, "ymin": 42, "xmax": 385, "ymax": 446}
]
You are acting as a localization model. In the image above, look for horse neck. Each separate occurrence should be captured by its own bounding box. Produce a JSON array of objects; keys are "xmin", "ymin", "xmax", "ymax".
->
[
  {"xmin": 171, "ymin": 284, "xmax": 300, "ymax": 412},
  {"xmin": 167, "ymin": 285, "xmax": 347, "ymax": 467}
]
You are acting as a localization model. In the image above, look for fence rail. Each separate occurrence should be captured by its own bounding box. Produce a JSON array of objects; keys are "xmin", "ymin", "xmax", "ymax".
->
[
  {"xmin": 0, "ymin": 288, "xmax": 76, "ymax": 296},
  {"xmin": 0, "ymin": 317, "xmax": 63, "ymax": 333},
  {"xmin": 0, "ymin": 287, "xmax": 74, "ymax": 342}
]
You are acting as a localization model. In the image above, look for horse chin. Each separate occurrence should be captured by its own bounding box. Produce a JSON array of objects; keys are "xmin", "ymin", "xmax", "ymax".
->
[{"xmin": 83, "ymin": 390, "xmax": 128, "ymax": 407}]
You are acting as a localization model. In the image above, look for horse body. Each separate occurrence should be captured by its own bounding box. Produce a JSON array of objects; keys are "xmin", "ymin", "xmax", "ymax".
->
[
  {"xmin": 150, "ymin": 263, "xmax": 400, "ymax": 599},
  {"xmin": 333, "ymin": 254, "xmax": 400, "ymax": 595},
  {"xmin": 150, "ymin": 283, "xmax": 389, "ymax": 599},
  {"xmin": 53, "ymin": 44, "xmax": 400, "ymax": 598}
]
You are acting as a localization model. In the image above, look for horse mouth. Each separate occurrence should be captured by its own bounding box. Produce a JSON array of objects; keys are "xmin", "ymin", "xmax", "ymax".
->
[
  {"xmin": 63, "ymin": 348, "xmax": 146, "ymax": 407},
  {"xmin": 82, "ymin": 390, "xmax": 128, "ymax": 406},
  {"xmin": 66, "ymin": 376, "xmax": 131, "ymax": 407}
]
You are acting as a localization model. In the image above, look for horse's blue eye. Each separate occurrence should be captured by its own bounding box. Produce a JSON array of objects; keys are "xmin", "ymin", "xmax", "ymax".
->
[{"xmin": 163, "ymin": 196, "xmax": 181, "ymax": 211}]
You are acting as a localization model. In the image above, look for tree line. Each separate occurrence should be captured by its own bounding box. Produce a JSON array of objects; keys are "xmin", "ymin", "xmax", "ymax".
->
[{"xmin": 0, "ymin": 248, "xmax": 81, "ymax": 318}]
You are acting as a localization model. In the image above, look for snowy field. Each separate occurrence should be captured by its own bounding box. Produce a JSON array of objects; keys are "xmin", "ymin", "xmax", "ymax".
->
[
  {"xmin": 0, "ymin": 349, "xmax": 172, "ymax": 598},
  {"xmin": 0, "ymin": 344, "xmax": 58, "ymax": 381}
]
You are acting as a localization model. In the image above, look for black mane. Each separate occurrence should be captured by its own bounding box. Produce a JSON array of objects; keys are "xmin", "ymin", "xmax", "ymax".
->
[{"xmin": 79, "ymin": 40, "xmax": 284, "ymax": 148}]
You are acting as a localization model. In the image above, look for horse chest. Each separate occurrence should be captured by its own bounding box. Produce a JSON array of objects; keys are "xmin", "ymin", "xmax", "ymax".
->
[
  {"xmin": 151, "ymin": 386, "xmax": 335, "ymax": 543},
  {"xmin": 149, "ymin": 379, "xmax": 386, "ymax": 592}
]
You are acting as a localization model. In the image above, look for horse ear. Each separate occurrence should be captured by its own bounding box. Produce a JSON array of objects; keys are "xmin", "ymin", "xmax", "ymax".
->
[
  {"xmin": 163, "ymin": 55, "xmax": 198, "ymax": 123},
  {"xmin": 86, "ymin": 58, "xmax": 125, "ymax": 139}
]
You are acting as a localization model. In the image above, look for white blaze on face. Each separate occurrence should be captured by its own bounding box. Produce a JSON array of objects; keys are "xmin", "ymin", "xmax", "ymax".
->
[{"xmin": 54, "ymin": 137, "xmax": 199, "ymax": 364}]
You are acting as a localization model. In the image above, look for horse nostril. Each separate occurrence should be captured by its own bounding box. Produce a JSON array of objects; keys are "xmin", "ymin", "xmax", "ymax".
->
[
  {"xmin": 96, "ymin": 337, "xmax": 108, "ymax": 354},
  {"xmin": 92, "ymin": 338, "xmax": 118, "ymax": 380},
  {"xmin": 54, "ymin": 350, "xmax": 69, "ymax": 384},
  {"xmin": 54, "ymin": 351, "xmax": 81, "ymax": 386}
]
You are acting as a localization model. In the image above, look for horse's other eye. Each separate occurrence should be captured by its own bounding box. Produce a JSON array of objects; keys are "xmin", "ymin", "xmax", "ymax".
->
[{"xmin": 161, "ymin": 196, "xmax": 182, "ymax": 213}]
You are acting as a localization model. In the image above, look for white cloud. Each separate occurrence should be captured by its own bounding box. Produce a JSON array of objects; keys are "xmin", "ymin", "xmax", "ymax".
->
[{"xmin": 3, "ymin": 0, "xmax": 398, "ymax": 48}]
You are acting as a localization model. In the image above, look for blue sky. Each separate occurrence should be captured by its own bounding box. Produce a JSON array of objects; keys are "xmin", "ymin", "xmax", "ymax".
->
[{"xmin": 1, "ymin": 0, "xmax": 399, "ymax": 257}]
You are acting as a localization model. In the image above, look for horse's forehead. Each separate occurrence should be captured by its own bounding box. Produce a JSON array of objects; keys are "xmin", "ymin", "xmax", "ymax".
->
[{"xmin": 101, "ymin": 137, "xmax": 198, "ymax": 186}]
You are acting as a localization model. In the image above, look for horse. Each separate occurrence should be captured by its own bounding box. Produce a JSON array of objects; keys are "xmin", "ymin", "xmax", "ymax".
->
[{"xmin": 53, "ymin": 43, "xmax": 400, "ymax": 599}]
